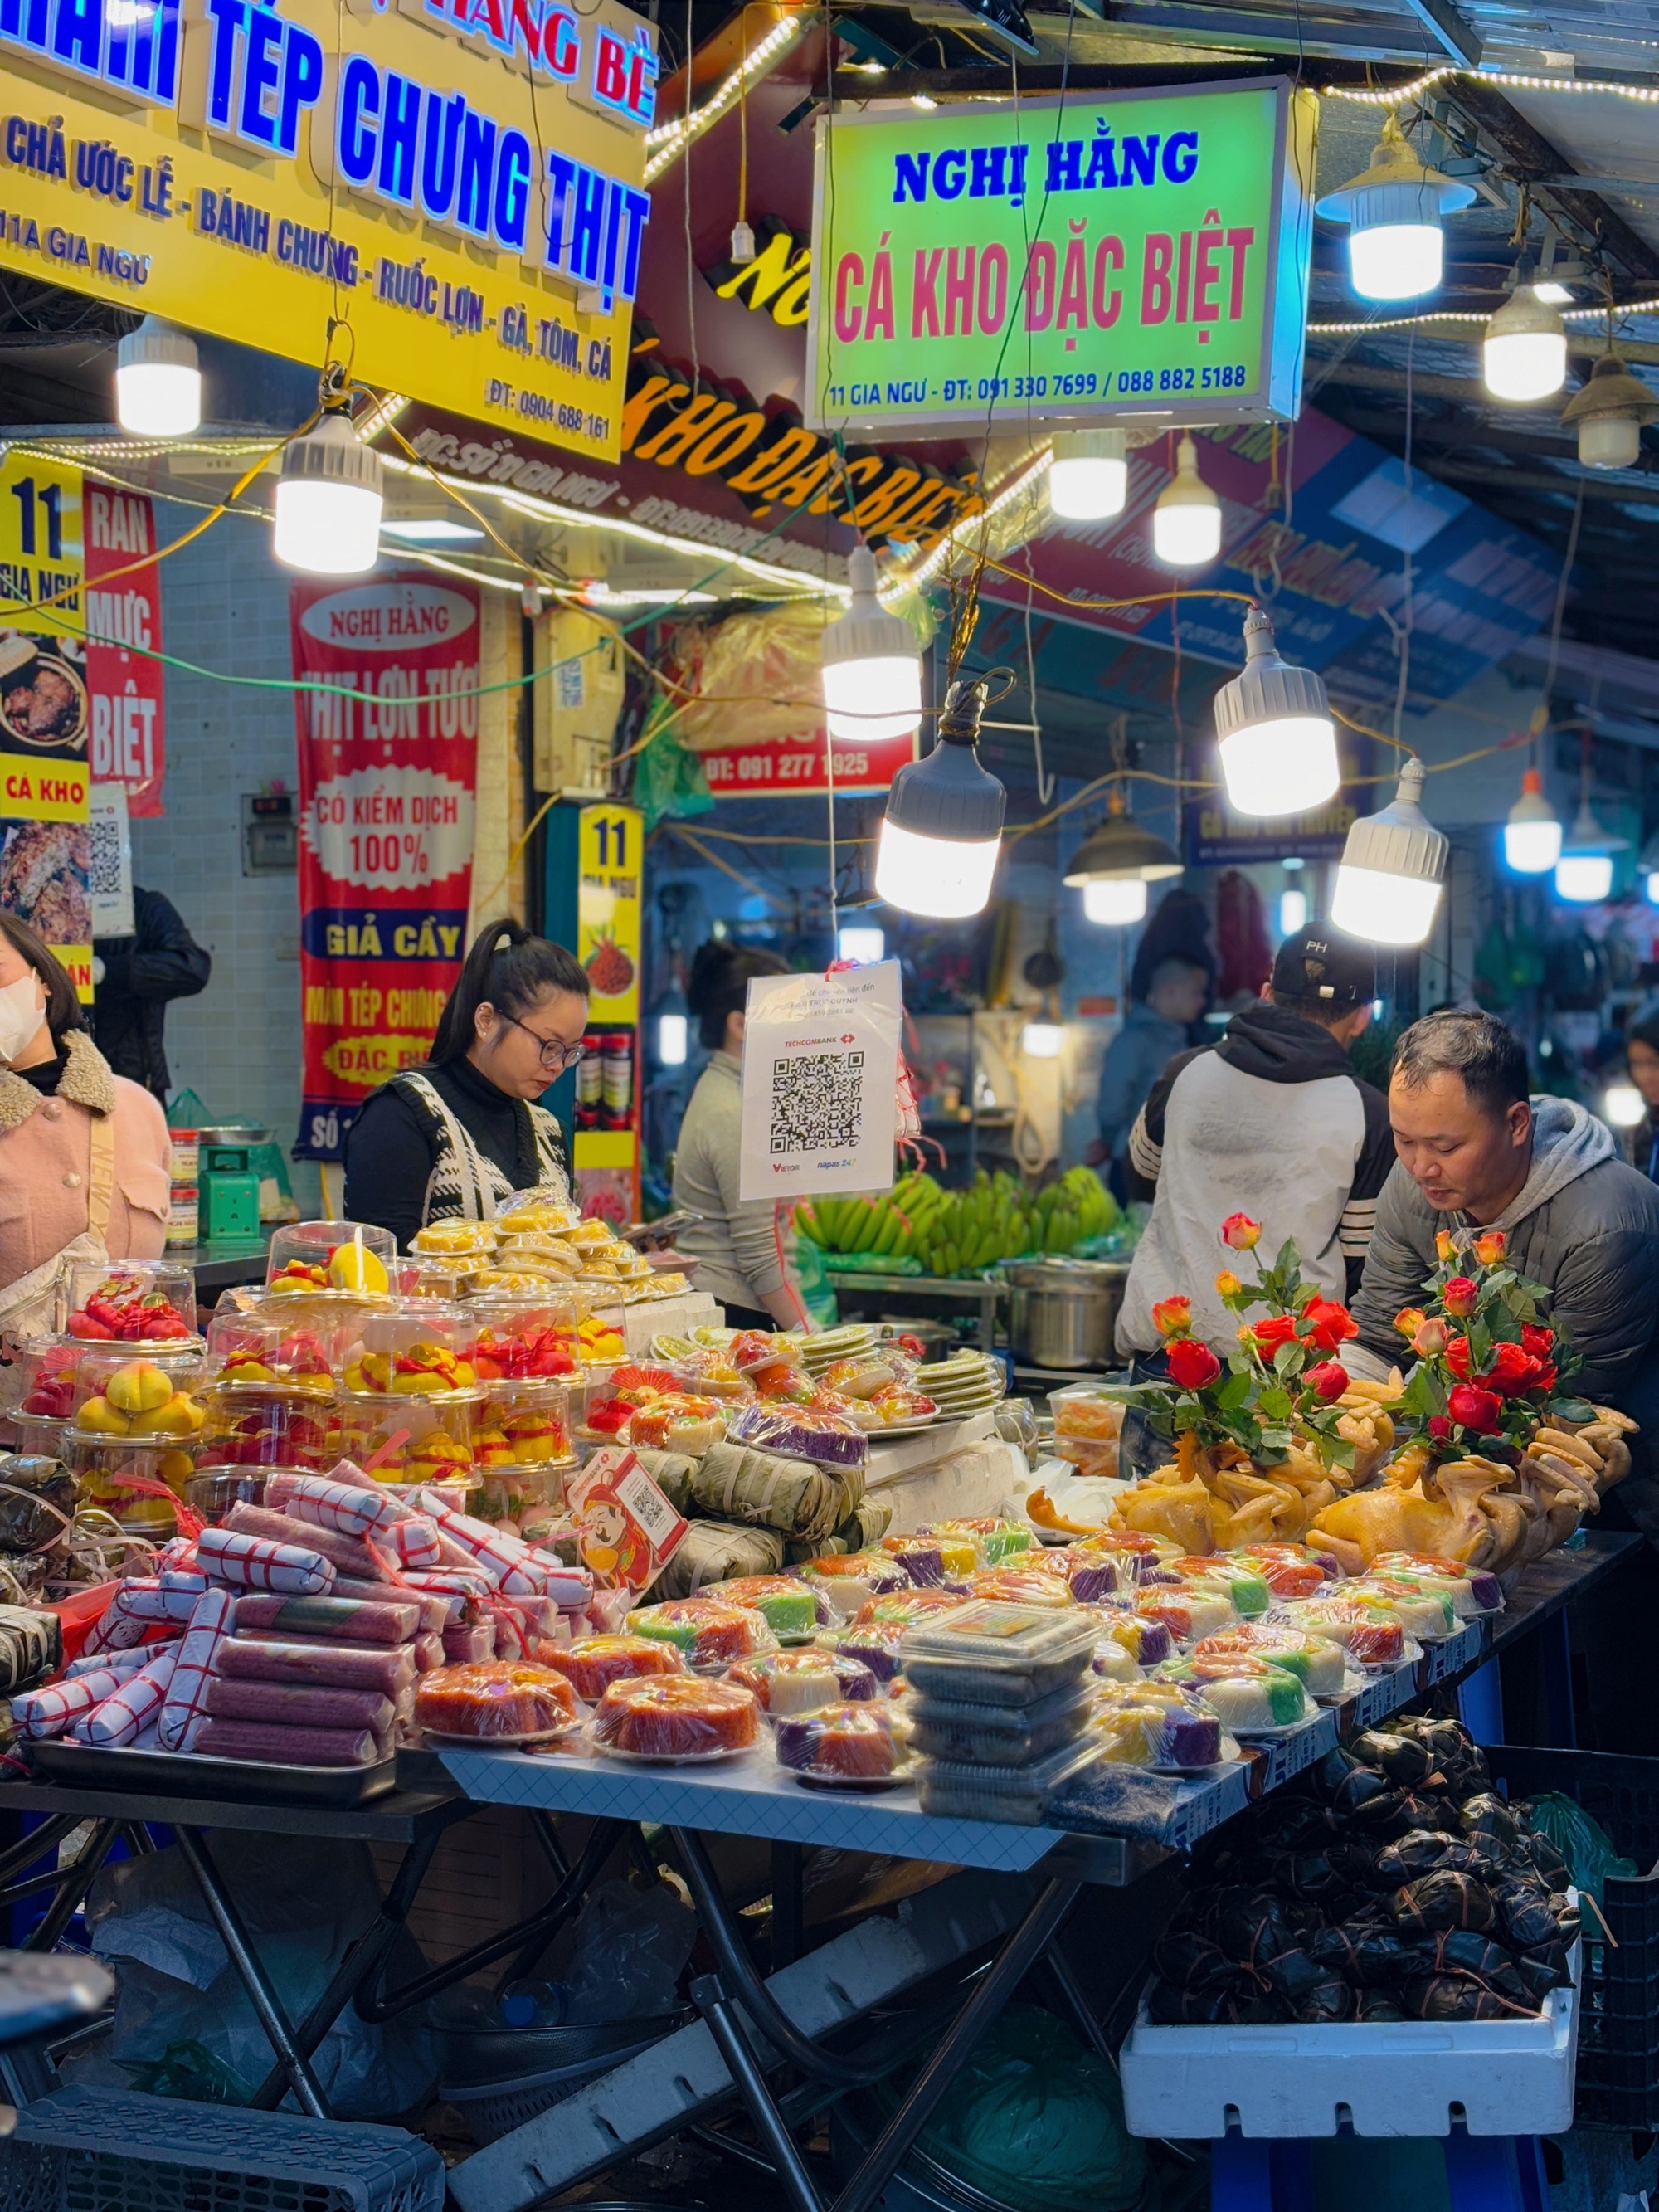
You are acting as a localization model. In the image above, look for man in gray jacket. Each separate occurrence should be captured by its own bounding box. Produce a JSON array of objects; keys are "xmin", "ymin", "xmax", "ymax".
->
[{"xmin": 1351, "ymin": 1008, "xmax": 1659, "ymax": 1528}]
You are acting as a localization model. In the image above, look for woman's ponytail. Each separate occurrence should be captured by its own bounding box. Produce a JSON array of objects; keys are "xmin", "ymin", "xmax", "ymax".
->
[{"xmin": 429, "ymin": 918, "xmax": 589, "ymax": 1065}]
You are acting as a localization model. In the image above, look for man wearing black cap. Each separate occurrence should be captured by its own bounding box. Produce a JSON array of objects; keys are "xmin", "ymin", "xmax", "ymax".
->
[{"xmin": 1116, "ymin": 926, "xmax": 1395, "ymax": 1362}]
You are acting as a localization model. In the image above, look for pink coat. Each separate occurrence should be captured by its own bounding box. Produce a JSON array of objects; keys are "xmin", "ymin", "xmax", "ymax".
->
[{"xmin": 0, "ymin": 1030, "xmax": 172, "ymax": 1287}]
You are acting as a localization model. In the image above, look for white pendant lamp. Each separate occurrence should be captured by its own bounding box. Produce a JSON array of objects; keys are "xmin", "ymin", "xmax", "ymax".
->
[
  {"xmin": 873, "ymin": 679, "xmax": 1005, "ymax": 918},
  {"xmin": 1152, "ymin": 436, "xmax": 1222, "ymax": 568},
  {"xmin": 1606, "ymin": 1083, "xmax": 1646, "ymax": 1129},
  {"xmin": 1064, "ymin": 791, "xmax": 1182, "ymax": 928},
  {"xmin": 1562, "ymin": 353, "xmax": 1657, "ymax": 470},
  {"xmin": 1211, "ymin": 606, "xmax": 1340, "ymax": 816},
  {"xmin": 1503, "ymin": 767, "xmax": 1562, "ymax": 874},
  {"xmin": 1483, "ymin": 278, "xmax": 1567, "ymax": 402},
  {"xmin": 1083, "ymin": 877, "xmax": 1149, "ymax": 925},
  {"xmin": 1554, "ymin": 800, "xmax": 1622, "ymax": 903},
  {"xmin": 273, "ymin": 412, "xmax": 384, "ymax": 577},
  {"xmin": 820, "ymin": 544, "xmax": 923, "ymax": 745},
  {"xmin": 1048, "ymin": 428, "xmax": 1128, "ymax": 522},
  {"xmin": 1315, "ymin": 112, "xmax": 1475, "ymax": 302},
  {"xmin": 1331, "ymin": 757, "xmax": 1448, "ymax": 946},
  {"xmin": 114, "ymin": 316, "xmax": 202, "ymax": 437}
]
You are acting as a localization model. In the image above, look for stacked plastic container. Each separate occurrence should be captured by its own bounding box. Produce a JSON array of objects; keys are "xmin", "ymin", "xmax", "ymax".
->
[{"xmin": 902, "ymin": 1601, "xmax": 1100, "ymax": 1825}]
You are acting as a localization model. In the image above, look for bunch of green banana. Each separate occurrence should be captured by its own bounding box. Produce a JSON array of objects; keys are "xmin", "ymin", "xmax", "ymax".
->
[{"xmin": 795, "ymin": 1165, "xmax": 1117, "ymax": 1279}]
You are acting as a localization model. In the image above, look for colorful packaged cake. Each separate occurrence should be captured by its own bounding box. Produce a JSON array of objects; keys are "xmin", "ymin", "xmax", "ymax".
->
[
  {"xmin": 774, "ymin": 1700, "xmax": 905, "ymax": 1786},
  {"xmin": 591, "ymin": 1674, "xmax": 761, "ymax": 1761},
  {"xmin": 536, "ymin": 1634, "xmax": 685, "ymax": 1703},
  {"xmin": 627, "ymin": 1598, "xmax": 776, "ymax": 1672},
  {"xmin": 1159, "ymin": 1654, "xmax": 1311, "ymax": 1732},
  {"xmin": 415, "ymin": 1661, "xmax": 578, "ymax": 1742},
  {"xmin": 1090, "ymin": 1681, "xmax": 1225, "ymax": 1770}
]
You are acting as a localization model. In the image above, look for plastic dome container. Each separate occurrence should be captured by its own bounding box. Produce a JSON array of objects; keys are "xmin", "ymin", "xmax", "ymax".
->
[
  {"xmin": 265, "ymin": 1220, "xmax": 397, "ymax": 1303},
  {"xmin": 339, "ymin": 1306, "xmax": 479, "ymax": 1400},
  {"xmin": 13, "ymin": 1342, "xmax": 81, "ymax": 1423},
  {"xmin": 184, "ymin": 1464, "xmax": 270, "ymax": 1523},
  {"xmin": 340, "ymin": 1391, "xmax": 481, "ymax": 1487},
  {"xmin": 491, "ymin": 1235, "xmax": 583, "ymax": 1280},
  {"xmin": 494, "ymin": 1190, "xmax": 583, "ymax": 1237},
  {"xmin": 12, "ymin": 1411, "xmax": 73, "ymax": 1461},
  {"xmin": 66, "ymin": 1431, "xmax": 198, "ymax": 1533},
  {"xmin": 471, "ymin": 1294, "xmax": 580, "ymax": 1380},
  {"xmin": 409, "ymin": 1220, "xmax": 498, "ymax": 1259},
  {"xmin": 395, "ymin": 1255, "xmax": 483, "ymax": 1303},
  {"xmin": 198, "ymin": 1383, "xmax": 343, "ymax": 1470},
  {"xmin": 58, "ymin": 1259, "xmax": 200, "ymax": 1347},
  {"xmin": 578, "ymin": 1305, "xmax": 626, "ymax": 1366},
  {"xmin": 206, "ymin": 1308, "xmax": 348, "ymax": 1390},
  {"xmin": 476, "ymin": 1379, "xmax": 572, "ymax": 1473},
  {"xmin": 71, "ymin": 1352, "xmax": 208, "ymax": 1443}
]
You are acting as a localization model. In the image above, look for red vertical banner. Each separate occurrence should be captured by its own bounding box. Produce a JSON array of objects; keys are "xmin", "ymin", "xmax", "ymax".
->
[
  {"xmin": 289, "ymin": 573, "xmax": 480, "ymax": 1163},
  {"xmin": 85, "ymin": 483, "xmax": 164, "ymax": 818}
]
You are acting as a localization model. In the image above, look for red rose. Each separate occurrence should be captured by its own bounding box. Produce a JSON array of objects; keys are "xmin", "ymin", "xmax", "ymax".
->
[
  {"xmin": 1447, "ymin": 1382, "xmax": 1503, "ymax": 1434},
  {"xmin": 1521, "ymin": 1323, "xmax": 1554, "ymax": 1359},
  {"xmin": 1302, "ymin": 1298, "xmax": 1359, "ymax": 1352},
  {"xmin": 1443, "ymin": 1277, "xmax": 1479, "ymax": 1318},
  {"xmin": 1445, "ymin": 1335, "xmax": 1472, "ymax": 1380},
  {"xmin": 1220, "ymin": 1213, "xmax": 1262, "ymax": 1250},
  {"xmin": 1252, "ymin": 1314, "xmax": 1299, "ymax": 1354},
  {"xmin": 1165, "ymin": 1337, "xmax": 1223, "ymax": 1391},
  {"xmin": 1309, "ymin": 1360, "xmax": 1350, "ymax": 1402},
  {"xmin": 1428, "ymin": 1415, "xmax": 1454, "ymax": 1442},
  {"xmin": 1486, "ymin": 1341, "xmax": 1545, "ymax": 1397}
]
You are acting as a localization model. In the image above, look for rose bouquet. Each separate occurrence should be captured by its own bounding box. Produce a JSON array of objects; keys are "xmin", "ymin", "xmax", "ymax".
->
[{"xmin": 1392, "ymin": 1229, "xmax": 1586, "ymax": 1461}]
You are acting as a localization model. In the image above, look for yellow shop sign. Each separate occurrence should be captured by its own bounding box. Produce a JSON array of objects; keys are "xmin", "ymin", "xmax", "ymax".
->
[{"xmin": 0, "ymin": 0, "xmax": 657, "ymax": 460}]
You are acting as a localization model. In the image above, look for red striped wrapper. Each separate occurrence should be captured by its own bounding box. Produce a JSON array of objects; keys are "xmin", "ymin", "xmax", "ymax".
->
[
  {"xmin": 85, "ymin": 1647, "xmax": 179, "ymax": 1745},
  {"xmin": 66, "ymin": 1639, "xmax": 179, "ymax": 1682},
  {"xmin": 157, "ymin": 1586, "xmax": 237, "ymax": 1752},
  {"xmin": 14, "ymin": 1669, "xmax": 123, "ymax": 1738},
  {"xmin": 197, "ymin": 1527, "xmax": 337, "ymax": 1594},
  {"xmin": 116, "ymin": 1577, "xmax": 215, "ymax": 1625},
  {"xmin": 386, "ymin": 1518, "xmax": 441, "ymax": 1571},
  {"xmin": 266, "ymin": 1471, "xmax": 411, "ymax": 1537},
  {"xmin": 83, "ymin": 1603, "xmax": 151, "ymax": 1654}
]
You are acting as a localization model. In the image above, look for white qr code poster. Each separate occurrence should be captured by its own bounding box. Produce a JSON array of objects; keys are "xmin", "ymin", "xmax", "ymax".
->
[
  {"xmin": 88, "ymin": 785, "xmax": 134, "ymax": 941},
  {"xmin": 738, "ymin": 962, "xmax": 902, "ymax": 1202}
]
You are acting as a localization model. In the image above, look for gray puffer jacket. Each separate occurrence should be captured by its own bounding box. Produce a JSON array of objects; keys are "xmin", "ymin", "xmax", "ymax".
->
[{"xmin": 1351, "ymin": 1099, "xmax": 1659, "ymax": 1522}]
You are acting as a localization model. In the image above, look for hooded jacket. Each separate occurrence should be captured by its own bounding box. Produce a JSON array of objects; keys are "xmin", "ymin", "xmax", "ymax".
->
[
  {"xmin": 1351, "ymin": 1097, "xmax": 1659, "ymax": 1417},
  {"xmin": 1117, "ymin": 1001, "xmax": 1394, "ymax": 1358}
]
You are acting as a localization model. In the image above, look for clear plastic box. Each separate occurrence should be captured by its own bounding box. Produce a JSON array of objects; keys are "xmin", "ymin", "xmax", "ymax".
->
[
  {"xmin": 898, "ymin": 1602, "xmax": 1097, "ymax": 1707},
  {"xmin": 1047, "ymin": 1386, "xmax": 1125, "ymax": 1442},
  {"xmin": 184, "ymin": 1465, "xmax": 270, "ymax": 1523},
  {"xmin": 265, "ymin": 1220, "xmax": 397, "ymax": 1303},
  {"xmin": 470, "ymin": 1293, "xmax": 580, "ymax": 1379},
  {"xmin": 914, "ymin": 1733, "xmax": 1102, "ymax": 1825},
  {"xmin": 395, "ymin": 1255, "xmax": 484, "ymax": 1303},
  {"xmin": 198, "ymin": 1383, "xmax": 343, "ymax": 1470},
  {"xmin": 66, "ymin": 1431, "xmax": 198, "ymax": 1532},
  {"xmin": 338, "ymin": 1306, "xmax": 479, "ymax": 1399},
  {"xmin": 902, "ymin": 1678, "xmax": 1095, "ymax": 1766},
  {"xmin": 476, "ymin": 1377, "xmax": 572, "ymax": 1462},
  {"xmin": 58, "ymin": 1259, "xmax": 199, "ymax": 1347},
  {"xmin": 409, "ymin": 1220, "xmax": 497, "ymax": 1259},
  {"xmin": 477, "ymin": 1464, "xmax": 566, "ymax": 1523},
  {"xmin": 494, "ymin": 1190, "xmax": 584, "ymax": 1236},
  {"xmin": 340, "ymin": 1391, "xmax": 481, "ymax": 1484},
  {"xmin": 13, "ymin": 1342, "xmax": 80, "ymax": 1422},
  {"xmin": 206, "ymin": 1309, "xmax": 346, "ymax": 1391}
]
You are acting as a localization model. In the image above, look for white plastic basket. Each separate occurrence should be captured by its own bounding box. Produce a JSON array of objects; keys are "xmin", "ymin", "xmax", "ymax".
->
[{"xmin": 1120, "ymin": 1921, "xmax": 1581, "ymax": 2141}]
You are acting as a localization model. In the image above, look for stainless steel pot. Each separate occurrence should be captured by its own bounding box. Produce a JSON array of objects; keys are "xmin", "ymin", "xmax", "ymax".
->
[{"xmin": 1004, "ymin": 1259, "xmax": 1129, "ymax": 1371}]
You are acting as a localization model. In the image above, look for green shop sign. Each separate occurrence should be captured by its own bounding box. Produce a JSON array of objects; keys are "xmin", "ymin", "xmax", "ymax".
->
[{"xmin": 806, "ymin": 80, "xmax": 1316, "ymax": 438}]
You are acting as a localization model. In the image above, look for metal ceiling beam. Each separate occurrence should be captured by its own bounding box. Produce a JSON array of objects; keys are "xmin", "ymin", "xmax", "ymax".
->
[
  {"xmin": 1447, "ymin": 80, "xmax": 1659, "ymax": 286},
  {"xmin": 1399, "ymin": 0, "xmax": 1481, "ymax": 66},
  {"xmin": 1401, "ymin": 459, "xmax": 1659, "ymax": 504}
]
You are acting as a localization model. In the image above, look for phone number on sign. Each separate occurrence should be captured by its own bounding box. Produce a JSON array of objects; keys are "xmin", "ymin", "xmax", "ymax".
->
[
  {"xmin": 705, "ymin": 750, "xmax": 878, "ymax": 784},
  {"xmin": 826, "ymin": 365, "xmax": 1250, "ymax": 407}
]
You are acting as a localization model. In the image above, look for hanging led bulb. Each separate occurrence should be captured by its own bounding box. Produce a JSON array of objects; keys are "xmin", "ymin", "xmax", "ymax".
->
[
  {"xmin": 1315, "ymin": 111, "xmax": 1474, "ymax": 302},
  {"xmin": 1483, "ymin": 270, "xmax": 1567, "ymax": 402},
  {"xmin": 1048, "ymin": 428, "xmax": 1128, "ymax": 522},
  {"xmin": 1562, "ymin": 353, "xmax": 1657, "ymax": 470},
  {"xmin": 1642, "ymin": 836, "xmax": 1659, "ymax": 905},
  {"xmin": 1331, "ymin": 757, "xmax": 1448, "ymax": 946},
  {"xmin": 1064, "ymin": 790, "xmax": 1181, "ymax": 928},
  {"xmin": 273, "ymin": 411, "xmax": 384, "ymax": 576},
  {"xmin": 1606, "ymin": 1083, "xmax": 1646, "ymax": 1129},
  {"xmin": 729, "ymin": 220, "xmax": 757, "ymax": 265},
  {"xmin": 114, "ymin": 316, "xmax": 202, "ymax": 436},
  {"xmin": 1152, "ymin": 435, "xmax": 1222, "ymax": 568},
  {"xmin": 820, "ymin": 544, "xmax": 922, "ymax": 745},
  {"xmin": 1554, "ymin": 800, "xmax": 1622, "ymax": 903},
  {"xmin": 1502, "ymin": 767, "xmax": 1562, "ymax": 874},
  {"xmin": 1211, "ymin": 605, "xmax": 1340, "ymax": 816},
  {"xmin": 873, "ymin": 678, "xmax": 1005, "ymax": 918}
]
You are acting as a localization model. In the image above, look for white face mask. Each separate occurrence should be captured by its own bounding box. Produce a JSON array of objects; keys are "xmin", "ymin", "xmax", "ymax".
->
[{"xmin": 0, "ymin": 973, "xmax": 45, "ymax": 1068}]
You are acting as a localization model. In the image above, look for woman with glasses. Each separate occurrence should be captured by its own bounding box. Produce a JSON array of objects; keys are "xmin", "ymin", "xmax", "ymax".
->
[
  {"xmin": 343, "ymin": 918, "xmax": 590, "ymax": 1249},
  {"xmin": 672, "ymin": 940, "xmax": 808, "ymax": 1332}
]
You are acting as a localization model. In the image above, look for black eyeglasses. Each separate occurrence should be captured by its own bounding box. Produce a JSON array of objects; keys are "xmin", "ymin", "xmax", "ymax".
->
[{"xmin": 502, "ymin": 1013, "xmax": 588, "ymax": 1073}]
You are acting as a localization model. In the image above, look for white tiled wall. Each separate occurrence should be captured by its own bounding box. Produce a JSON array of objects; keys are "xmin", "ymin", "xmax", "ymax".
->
[{"xmin": 126, "ymin": 498, "xmax": 322, "ymax": 1211}]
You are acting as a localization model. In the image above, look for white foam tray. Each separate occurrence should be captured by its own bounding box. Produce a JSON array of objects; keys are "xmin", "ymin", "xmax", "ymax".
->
[{"xmin": 1120, "ymin": 1911, "xmax": 1580, "ymax": 2140}]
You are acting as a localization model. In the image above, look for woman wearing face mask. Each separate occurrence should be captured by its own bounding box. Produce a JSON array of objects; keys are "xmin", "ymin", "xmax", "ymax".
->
[
  {"xmin": 343, "ymin": 918, "xmax": 590, "ymax": 1250},
  {"xmin": 0, "ymin": 912, "xmax": 173, "ymax": 1348}
]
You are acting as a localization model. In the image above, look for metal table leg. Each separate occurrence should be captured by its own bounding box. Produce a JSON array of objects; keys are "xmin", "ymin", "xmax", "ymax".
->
[
  {"xmin": 23, "ymin": 1820, "xmax": 119, "ymax": 1953},
  {"xmin": 1540, "ymin": 1610, "xmax": 1576, "ymax": 1747},
  {"xmin": 172, "ymin": 1826, "xmax": 331, "ymax": 2122},
  {"xmin": 771, "ymin": 1841, "xmax": 804, "ymax": 1971}
]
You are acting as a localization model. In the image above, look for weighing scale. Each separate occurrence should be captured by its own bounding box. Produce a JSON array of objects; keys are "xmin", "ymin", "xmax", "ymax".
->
[{"xmin": 197, "ymin": 1124, "xmax": 269, "ymax": 1241}]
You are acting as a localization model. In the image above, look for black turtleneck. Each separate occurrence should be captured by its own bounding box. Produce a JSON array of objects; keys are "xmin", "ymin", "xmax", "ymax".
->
[
  {"xmin": 342, "ymin": 1058, "xmax": 557, "ymax": 1249},
  {"xmin": 14, "ymin": 1045, "xmax": 68, "ymax": 1097}
]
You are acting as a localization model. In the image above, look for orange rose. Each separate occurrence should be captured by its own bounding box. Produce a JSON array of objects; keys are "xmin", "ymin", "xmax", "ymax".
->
[
  {"xmin": 1151, "ymin": 1296, "xmax": 1192, "ymax": 1339},
  {"xmin": 1220, "ymin": 1213, "xmax": 1262, "ymax": 1251},
  {"xmin": 1215, "ymin": 1269, "xmax": 1243, "ymax": 1300},
  {"xmin": 1394, "ymin": 1307, "xmax": 1426, "ymax": 1340},
  {"xmin": 1473, "ymin": 1231, "xmax": 1506, "ymax": 1267},
  {"xmin": 1435, "ymin": 1230, "xmax": 1456, "ymax": 1264}
]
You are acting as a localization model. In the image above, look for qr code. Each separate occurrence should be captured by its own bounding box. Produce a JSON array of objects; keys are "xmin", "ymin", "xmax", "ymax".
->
[
  {"xmin": 88, "ymin": 815, "xmax": 123, "ymax": 901},
  {"xmin": 771, "ymin": 1052, "xmax": 864, "ymax": 1154}
]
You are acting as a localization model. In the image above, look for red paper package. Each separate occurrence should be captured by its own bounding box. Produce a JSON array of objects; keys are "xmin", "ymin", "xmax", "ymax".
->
[{"xmin": 564, "ymin": 1446, "xmax": 687, "ymax": 1590}]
